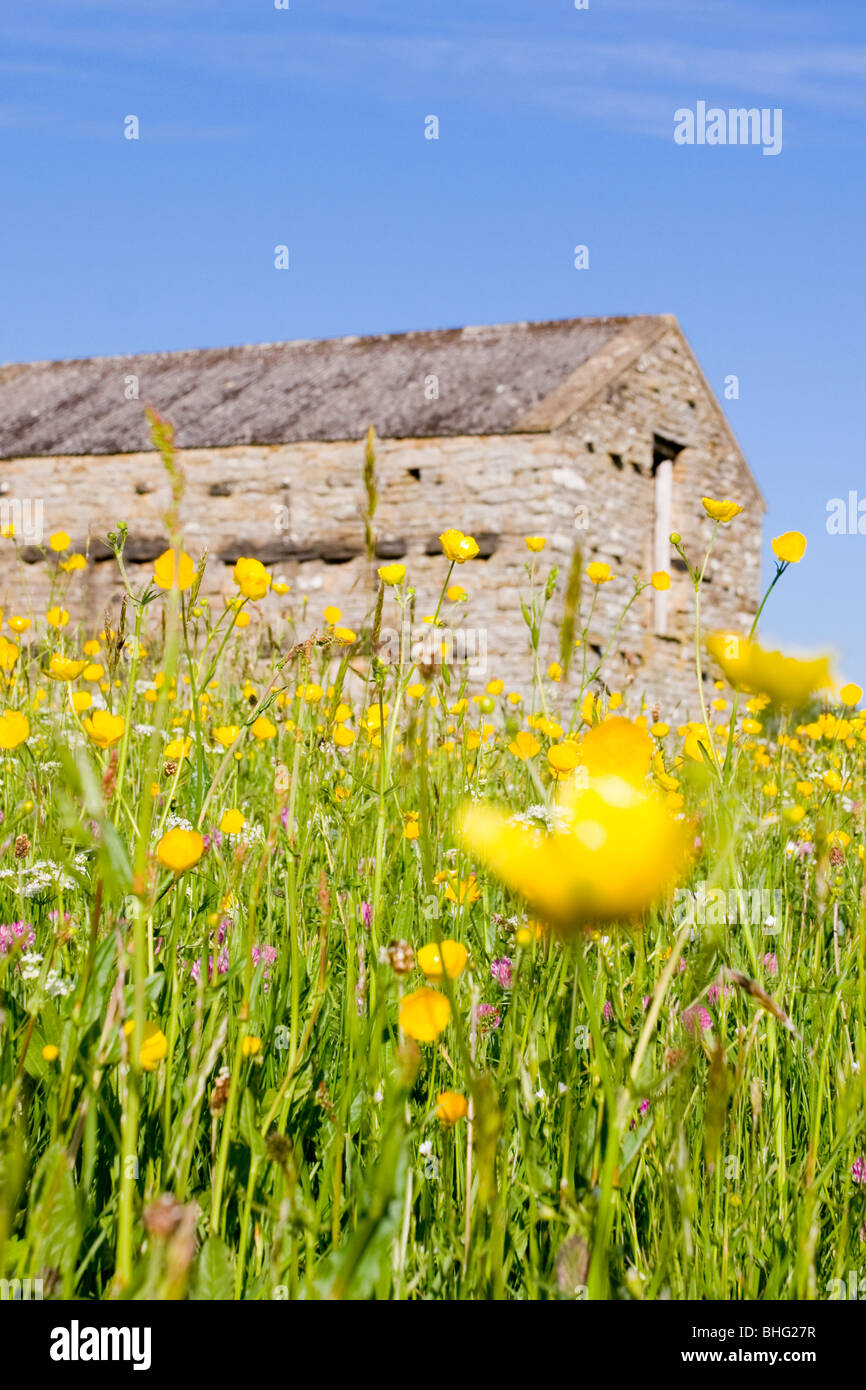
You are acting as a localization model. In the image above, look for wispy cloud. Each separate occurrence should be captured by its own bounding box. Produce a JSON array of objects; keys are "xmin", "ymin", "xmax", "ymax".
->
[{"xmin": 1, "ymin": 6, "xmax": 864, "ymax": 145}]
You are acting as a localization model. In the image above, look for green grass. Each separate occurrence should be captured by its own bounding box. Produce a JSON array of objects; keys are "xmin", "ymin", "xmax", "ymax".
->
[{"xmin": 0, "ymin": 435, "xmax": 863, "ymax": 1301}]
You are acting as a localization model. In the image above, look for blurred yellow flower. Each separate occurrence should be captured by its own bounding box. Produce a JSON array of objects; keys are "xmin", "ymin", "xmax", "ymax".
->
[
  {"xmin": 0, "ymin": 636, "xmax": 18, "ymax": 673},
  {"xmin": 682, "ymin": 722, "xmax": 713, "ymax": 763},
  {"xmin": 323, "ymin": 605, "xmax": 341, "ymax": 624},
  {"xmin": 242, "ymin": 1035, "xmax": 262, "ymax": 1058},
  {"xmin": 83, "ymin": 709, "xmax": 125, "ymax": 748},
  {"xmin": 707, "ymin": 633, "xmax": 832, "ymax": 708},
  {"xmin": 516, "ymin": 921, "xmax": 544, "ymax": 947},
  {"xmin": 47, "ymin": 655, "xmax": 86, "ymax": 681},
  {"xmin": 702, "ymin": 498, "xmax": 743, "ymax": 523},
  {"xmin": 46, "ymin": 606, "xmax": 69, "ymax": 628},
  {"xmin": 525, "ymin": 536, "xmax": 546, "ymax": 552},
  {"xmin": 840, "ymin": 683, "xmax": 862, "ymax": 707},
  {"xmin": 444, "ymin": 873, "xmax": 481, "ymax": 905},
  {"xmin": 157, "ymin": 828, "xmax": 204, "ymax": 872},
  {"xmin": 250, "ymin": 716, "xmax": 276, "ymax": 740},
  {"xmin": 651, "ymin": 570, "xmax": 671, "ymax": 590},
  {"xmin": 165, "ymin": 736, "xmax": 191, "ymax": 760},
  {"xmin": 417, "ymin": 939, "xmax": 468, "ymax": 980},
  {"xmin": 213, "ymin": 725, "xmax": 240, "ymax": 748},
  {"xmin": 548, "ymin": 662, "xmax": 563, "ymax": 682},
  {"xmin": 233, "ymin": 556, "xmax": 271, "ymax": 599},
  {"xmin": 399, "ymin": 987, "xmax": 451, "ymax": 1041},
  {"xmin": 153, "ymin": 548, "xmax": 195, "ymax": 592},
  {"xmin": 578, "ymin": 717, "xmax": 654, "ymax": 786},
  {"xmin": 364, "ymin": 704, "xmax": 389, "ymax": 733},
  {"xmin": 586, "ymin": 561, "xmax": 613, "ymax": 584},
  {"xmin": 60, "ymin": 553, "xmax": 86, "ymax": 572},
  {"xmin": 49, "ymin": 531, "xmax": 71, "ymax": 552},
  {"xmin": 7, "ymin": 616, "xmax": 30, "ymax": 634},
  {"xmin": 377, "ymin": 563, "xmax": 406, "ymax": 584},
  {"xmin": 771, "ymin": 531, "xmax": 807, "ymax": 564},
  {"xmin": 123, "ymin": 1019, "xmax": 168, "ymax": 1071},
  {"xmin": 439, "ymin": 529, "xmax": 479, "ymax": 564},
  {"xmin": 446, "ymin": 584, "xmax": 467, "ymax": 602},
  {"xmin": 0, "ymin": 710, "xmax": 29, "ymax": 748},
  {"xmin": 547, "ymin": 741, "xmax": 580, "ymax": 778},
  {"xmin": 220, "ymin": 808, "xmax": 246, "ymax": 834},
  {"xmin": 435, "ymin": 1091, "xmax": 468, "ymax": 1124},
  {"xmin": 509, "ymin": 729, "xmax": 540, "ymax": 760},
  {"xmin": 652, "ymin": 752, "xmax": 679, "ymax": 791},
  {"xmin": 458, "ymin": 775, "xmax": 690, "ymax": 931},
  {"xmin": 42, "ymin": 1044, "xmax": 59, "ymax": 1062}
]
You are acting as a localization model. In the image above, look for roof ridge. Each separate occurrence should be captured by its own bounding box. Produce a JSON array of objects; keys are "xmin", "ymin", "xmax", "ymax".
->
[{"xmin": 0, "ymin": 315, "xmax": 668, "ymax": 374}]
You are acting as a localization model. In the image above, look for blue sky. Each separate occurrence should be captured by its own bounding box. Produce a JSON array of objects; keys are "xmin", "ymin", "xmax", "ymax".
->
[{"xmin": 2, "ymin": 0, "xmax": 865, "ymax": 678}]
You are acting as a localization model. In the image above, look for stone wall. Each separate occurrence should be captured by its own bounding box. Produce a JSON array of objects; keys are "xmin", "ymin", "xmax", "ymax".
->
[{"xmin": 0, "ymin": 327, "xmax": 763, "ymax": 719}]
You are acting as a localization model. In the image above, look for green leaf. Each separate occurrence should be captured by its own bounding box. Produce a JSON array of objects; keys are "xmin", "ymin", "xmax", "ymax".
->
[{"xmin": 191, "ymin": 1235, "xmax": 236, "ymax": 1301}]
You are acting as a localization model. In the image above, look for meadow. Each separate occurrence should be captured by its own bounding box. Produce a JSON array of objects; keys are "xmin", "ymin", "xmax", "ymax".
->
[{"xmin": 0, "ymin": 415, "xmax": 863, "ymax": 1302}]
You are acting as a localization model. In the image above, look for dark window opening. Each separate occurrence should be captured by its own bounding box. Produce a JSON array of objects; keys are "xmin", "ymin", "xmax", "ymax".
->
[
  {"xmin": 407, "ymin": 467, "xmax": 421, "ymax": 481},
  {"xmin": 321, "ymin": 551, "xmax": 360, "ymax": 566},
  {"xmin": 474, "ymin": 532, "xmax": 499, "ymax": 560},
  {"xmin": 609, "ymin": 452, "xmax": 624, "ymax": 470},
  {"xmin": 652, "ymin": 435, "xmax": 684, "ymax": 469},
  {"xmin": 375, "ymin": 538, "xmax": 407, "ymax": 560}
]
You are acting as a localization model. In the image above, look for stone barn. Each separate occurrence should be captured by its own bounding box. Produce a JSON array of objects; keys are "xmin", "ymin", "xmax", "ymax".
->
[{"xmin": 0, "ymin": 314, "xmax": 764, "ymax": 714}]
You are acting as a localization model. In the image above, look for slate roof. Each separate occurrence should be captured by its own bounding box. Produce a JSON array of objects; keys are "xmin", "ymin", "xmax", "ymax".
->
[{"xmin": 0, "ymin": 315, "xmax": 673, "ymax": 458}]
